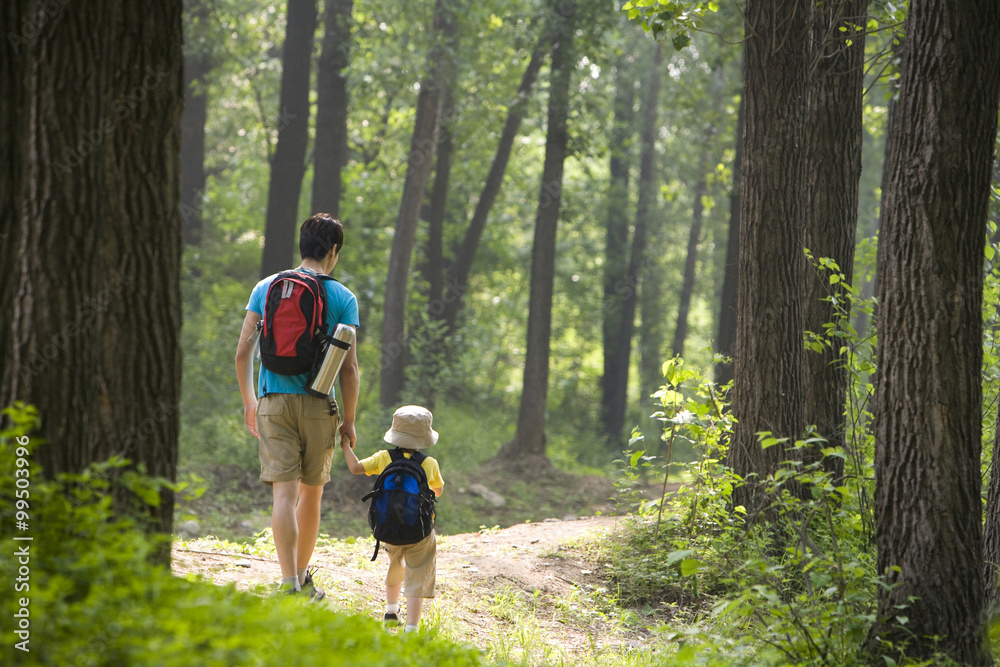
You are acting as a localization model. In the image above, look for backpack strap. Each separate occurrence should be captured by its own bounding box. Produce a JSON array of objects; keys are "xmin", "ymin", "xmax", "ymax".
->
[{"xmin": 371, "ymin": 539, "xmax": 381, "ymax": 562}]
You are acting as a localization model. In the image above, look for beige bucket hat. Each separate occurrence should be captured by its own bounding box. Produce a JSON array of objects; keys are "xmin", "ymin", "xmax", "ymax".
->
[{"xmin": 383, "ymin": 405, "xmax": 439, "ymax": 450}]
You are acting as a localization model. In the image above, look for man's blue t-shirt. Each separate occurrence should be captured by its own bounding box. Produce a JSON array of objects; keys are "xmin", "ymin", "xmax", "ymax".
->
[{"xmin": 247, "ymin": 268, "xmax": 360, "ymax": 396}]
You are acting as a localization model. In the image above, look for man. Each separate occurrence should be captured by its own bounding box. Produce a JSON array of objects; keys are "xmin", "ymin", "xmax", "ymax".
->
[{"xmin": 235, "ymin": 213, "xmax": 360, "ymax": 595}]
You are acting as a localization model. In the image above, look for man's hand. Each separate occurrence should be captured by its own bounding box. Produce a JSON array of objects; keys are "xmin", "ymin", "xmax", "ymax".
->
[
  {"xmin": 244, "ymin": 401, "xmax": 259, "ymax": 438},
  {"xmin": 339, "ymin": 421, "xmax": 356, "ymax": 449}
]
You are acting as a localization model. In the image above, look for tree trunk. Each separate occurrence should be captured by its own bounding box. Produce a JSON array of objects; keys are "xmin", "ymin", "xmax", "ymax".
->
[
  {"xmin": 496, "ymin": 0, "xmax": 575, "ymax": 464},
  {"xmin": 423, "ymin": 89, "xmax": 454, "ymax": 314},
  {"xmin": 600, "ymin": 47, "xmax": 636, "ymax": 443},
  {"xmin": 726, "ymin": 0, "xmax": 810, "ymax": 516},
  {"xmin": 639, "ymin": 232, "xmax": 667, "ymax": 447},
  {"xmin": 379, "ymin": 0, "xmax": 453, "ymax": 407},
  {"xmin": 1, "ymin": 0, "xmax": 184, "ymax": 545},
  {"xmin": 865, "ymin": 1, "xmax": 1000, "ymax": 662},
  {"xmin": 311, "ymin": 0, "xmax": 353, "ymax": 218},
  {"xmin": 671, "ymin": 169, "xmax": 707, "ymax": 360},
  {"xmin": 800, "ymin": 0, "xmax": 869, "ymax": 477},
  {"xmin": 714, "ymin": 92, "xmax": 743, "ymax": 390},
  {"xmin": 180, "ymin": 0, "xmax": 211, "ymax": 246},
  {"xmin": 0, "ymin": 0, "xmax": 31, "ymax": 393},
  {"xmin": 440, "ymin": 29, "xmax": 548, "ymax": 332},
  {"xmin": 604, "ymin": 41, "xmax": 661, "ymax": 450},
  {"xmin": 259, "ymin": 0, "xmax": 318, "ymax": 278}
]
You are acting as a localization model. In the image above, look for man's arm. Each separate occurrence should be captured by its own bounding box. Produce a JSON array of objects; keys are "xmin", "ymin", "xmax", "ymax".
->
[
  {"xmin": 337, "ymin": 325, "xmax": 360, "ymax": 448},
  {"xmin": 235, "ymin": 310, "xmax": 262, "ymax": 438}
]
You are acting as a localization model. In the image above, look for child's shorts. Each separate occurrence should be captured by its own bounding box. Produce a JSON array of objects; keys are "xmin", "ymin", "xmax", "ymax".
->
[{"xmin": 384, "ymin": 531, "xmax": 436, "ymax": 598}]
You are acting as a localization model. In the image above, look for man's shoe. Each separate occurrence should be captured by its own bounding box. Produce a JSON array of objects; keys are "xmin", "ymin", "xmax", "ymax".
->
[
  {"xmin": 301, "ymin": 569, "xmax": 326, "ymax": 602},
  {"xmin": 384, "ymin": 612, "xmax": 400, "ymax": 625}
]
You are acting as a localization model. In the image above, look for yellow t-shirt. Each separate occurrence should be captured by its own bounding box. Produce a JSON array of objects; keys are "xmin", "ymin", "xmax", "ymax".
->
[{"xmin": 359, "ymin": 449, "xmax": 444, "ymax": 491}]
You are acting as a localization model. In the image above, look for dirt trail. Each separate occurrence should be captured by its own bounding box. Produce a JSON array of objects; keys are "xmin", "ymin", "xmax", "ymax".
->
[{"xmin": 172, "ymin": 514, "xmax": 646, "ymax": 658}]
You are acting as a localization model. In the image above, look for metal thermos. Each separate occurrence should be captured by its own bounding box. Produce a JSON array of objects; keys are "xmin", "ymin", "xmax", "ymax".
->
[{"xmin": 307, "ymin": 323, "xmax": 355, "ymax": 397}]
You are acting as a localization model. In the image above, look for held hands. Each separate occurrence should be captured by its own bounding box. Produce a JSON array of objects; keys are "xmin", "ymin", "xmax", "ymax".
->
[{"xmin": 339, "ymin": 421, "xmax": 356, "ymax": 450}]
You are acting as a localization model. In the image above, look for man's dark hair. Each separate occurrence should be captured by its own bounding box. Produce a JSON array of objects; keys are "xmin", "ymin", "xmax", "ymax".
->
[{"xmin": 299, "ymin": 213, "xmax": 344, "ymax": 260}]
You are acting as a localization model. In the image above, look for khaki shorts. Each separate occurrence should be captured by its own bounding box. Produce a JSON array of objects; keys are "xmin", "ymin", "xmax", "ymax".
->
[
  {"xmin": 256, "ymin": 394, "xmax": 339, "ymax": 486},
  {"xmin": 384, "ymin": 531, "xmax": 436, "ymax": 599}
]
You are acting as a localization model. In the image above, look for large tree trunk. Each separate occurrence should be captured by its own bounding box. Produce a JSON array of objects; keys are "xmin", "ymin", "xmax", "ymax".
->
[
  {"xmin": 440, "ymin": 29, "xmax": 548, "ymax": 332},
  {"xmin": 726, "ymin": 0, "xmax": 810, "ymax": 516},
  {"xmin": 259, "ymin": 0, "xmax": 318, "ymax": 278},
  {"xmin": 1, "ymin": 0, "xmax": 184, "ymax": 545},
  {"xmin": 865, "ymin": 0, "xmax": 1000, "ymax": 662},
  {"xmin": 0, "ymin": 1, "xmax": 31, "ymax": 392},
  {"xmin": 496, "ymin": 0, "xmax": 575, "ymax": 464},
  {"xmin": 180, "ymin": 0, "xmax": 211, "ymax": 246},
  {"xmin": 800, "ymin": 0, "xmax": 870, "ymax": 476},
  {"xmin": 599, "ymin": 47, "xmax": 636, "ymax": 444},
  {"xmin": 604, "ymin": 41, "xmax": 661, "ymax": 449},
  {"xmin": 311, "ymin": 0, "xmax": 353, "ymax": 218},
  {"xmin": 714, "ymin": 92, "xmax": 743, "ymax": 390},
  {"xmin": 379, "ymin": 0, "xmax": 453, "ymax": 407}
]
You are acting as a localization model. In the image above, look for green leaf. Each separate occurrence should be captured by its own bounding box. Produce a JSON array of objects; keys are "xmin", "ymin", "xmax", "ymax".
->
[
  {"xmin": 680, "ymin": 558, "xmax": 701, "ymax": 576},
  {"xmin": 630, "ymin": 449, "xmax": 646, "ymax": 468},
  {"xmin": 671, "ymin": 32, "xmax": 690, "ymax": 51},
  {"xmin": 667, "ymin": 549, "xmax": 694, "ymax": 566}
]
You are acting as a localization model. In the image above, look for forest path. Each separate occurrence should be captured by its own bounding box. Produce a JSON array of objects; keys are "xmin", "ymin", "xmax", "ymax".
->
[{"xmin": 172, "ymin": 514, "xmax": 651, "ymax": 660}]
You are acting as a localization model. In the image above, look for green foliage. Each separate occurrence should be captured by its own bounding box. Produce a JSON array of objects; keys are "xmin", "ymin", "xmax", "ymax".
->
[
  {"xmin": 620, "ymin": 0, "xmax": 719, "ymax": 47},
  {"xmin": 0, "ymin": 405, "xmax": 485, "ymax": 666}
]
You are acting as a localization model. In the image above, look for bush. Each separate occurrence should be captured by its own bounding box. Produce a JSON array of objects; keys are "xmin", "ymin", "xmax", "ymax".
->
[{"xmin": 0, "ymin": 404, "xmax": 486, "ymax": 667}]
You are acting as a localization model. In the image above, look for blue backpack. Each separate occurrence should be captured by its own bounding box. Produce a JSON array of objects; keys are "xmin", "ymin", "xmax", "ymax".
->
[{"xmin": 362, "ymin": 449, "xmax": 437, "ymax": 561}]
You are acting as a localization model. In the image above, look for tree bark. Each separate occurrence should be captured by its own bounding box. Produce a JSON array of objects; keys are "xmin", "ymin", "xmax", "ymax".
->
[
  {"xmin": 1, "ymin": 0, "xmax": 184, "ymax": 544},
  {"xmin": 379, "ymin": 0, "xmax": 453, "ymax": 407},
  {"xmin": 440, "ymin": 29, "xmax": 549, "ymax": 332},
  {"xmin": 311, "ymin": 0, "xmax": 353, "ymax": 219},
  {"xmin": 180, "ymin": 0, "xmax": 211, "ymax": 246},
  {"xmin": 865, "ymin": 1, "xmax": 1000, "ymax": 662},
  {"xmin": 714, "ymin": 92, "xmax": 743, "ymax": 391},
  {"xmin": 259, "ymin": 0, "xmax": 318, "ymax": 278},
  {"xmin": 800, "ymin": 0, "xmax": 870, "ymax": 477},
  {"xmin": 599, "ymin": 47, "xmax": 636, "ymax": 443},
  {"xmin": 726, "ymin": 0, "xmax": 810, "ymax": 516},
  {"xmin": 0, "ymin": 0, "xmax": 32, "ymax": 393},
  {"xmin": 496, "ymin": 0, "xmax": 575, "ymax": 464}
]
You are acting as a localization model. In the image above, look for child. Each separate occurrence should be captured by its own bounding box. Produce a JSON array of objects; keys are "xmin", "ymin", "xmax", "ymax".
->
[{"xmin": 341, "ymin": 405, "xmax": 444, "ymax": 632}]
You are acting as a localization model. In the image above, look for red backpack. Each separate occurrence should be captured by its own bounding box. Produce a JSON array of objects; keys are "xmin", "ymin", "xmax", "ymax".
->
[{"xmin": 259, "ymin": 271, "xmax": 332, "ymax": 376}]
